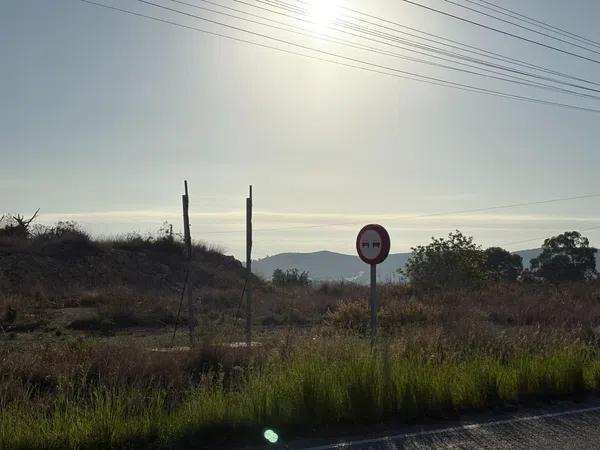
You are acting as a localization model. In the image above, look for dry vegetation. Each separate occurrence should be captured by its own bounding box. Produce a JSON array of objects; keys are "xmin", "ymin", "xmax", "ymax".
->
[
  {"xmin": 3, "ymin": 225, "xmax": 600, "ymax": 448},
  {"xmin": 2, "ymin": 279, "xmax": 600, "ymax": 448}
]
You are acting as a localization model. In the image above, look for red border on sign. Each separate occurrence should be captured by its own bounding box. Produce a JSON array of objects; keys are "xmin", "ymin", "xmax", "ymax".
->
[{"xmin": 356, "ymin": 224, "xmax": 391, "ymax": 265}]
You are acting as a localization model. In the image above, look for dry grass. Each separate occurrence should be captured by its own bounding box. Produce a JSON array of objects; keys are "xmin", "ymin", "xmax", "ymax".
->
[
  {"xmin": 0, "ymin": 333, "xmax": 599, "ymax": 449},
  {"xmin": 2, "ymin": 278, "xmax": 600, "ymax": 447},
  {"xmin": 325, "ymin": 281, "xmax": 600, "ymax": 332}
]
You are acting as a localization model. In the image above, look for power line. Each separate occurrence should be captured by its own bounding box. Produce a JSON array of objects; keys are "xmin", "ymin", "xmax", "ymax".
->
[
  {"xmin": 74, "ymin": 0, "xmax": 487, "ymax": 92},
  {"xmin": 263, "ymin": 0, "xmax": 600, "ymax": 63},
  {"xmin": 332, "ymin": 16, "xmax": 600, "ymax": 90},
  {"xmin": 443, "ymin": 0, "xmax": 600, "ymax": 55},
  {"xmin": 470, "ymin": 0, "xmax": 600, "ymax": 50},
  {"xmin": 330, "ymin": 17, "xmax": 600, "ymax": 96},
  {"xmin": 66, "ymin": 0, "xmax": 540, "ymax": 104},
  {"xmin": 122, "ymin": 0, "xmax": 600, "ymax": 113},
  {"xmin": 334, "ymin": 0, "xmax": 600, "ymax": 86},
  {"xmin": 74, "ymin": 0, "xmax": 600, "ymax": 117},
  {"xmin": 417, "ymin": 193, "xmax": 600, "ymax": 218},
  {"xmin": 501, "ymin": 224, "xmax": 600, "ymax": 248},
  {"xmin": 399, "ymin": 0, "xmax": 600, "ymax": 64},
  {"xmin": 261, "ymin": 0, "xmax": 600, "ymax": 95},
  {"xmin": 198, "ymin": 193, "xmax": 600, "ymax": 234},
  {"xmin": 247, "ymin": 0, "xmax": 600, "ymax": 89},
  {"xmin": 168, "ymin": 0, "xmax": 600, "ymax": 100}
]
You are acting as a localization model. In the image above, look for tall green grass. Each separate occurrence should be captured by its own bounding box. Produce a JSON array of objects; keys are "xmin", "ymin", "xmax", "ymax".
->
[{"xmin": 2, "ymin": 339, "xmax": 600, "ymax": 449}]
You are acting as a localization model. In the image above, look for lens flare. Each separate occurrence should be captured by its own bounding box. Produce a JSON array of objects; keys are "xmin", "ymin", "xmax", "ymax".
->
[
  {"xmin": 307, "ymin": 0, "xmax": 340, "ymax": 32},
  {"xmin": 264, "ymin": 429, "xmax": 279, "ymax": 444}
]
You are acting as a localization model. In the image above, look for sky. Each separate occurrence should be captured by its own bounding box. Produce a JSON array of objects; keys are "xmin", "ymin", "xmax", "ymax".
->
[{"xmin": 2, "ymin": 0, "xmax": 600, "ymax": 260}]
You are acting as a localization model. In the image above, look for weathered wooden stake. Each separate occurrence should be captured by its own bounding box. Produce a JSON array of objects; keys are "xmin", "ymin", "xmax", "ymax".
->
[{"xmin": 182, "ymin": 180, "xmax": 195, "ymax": 346}]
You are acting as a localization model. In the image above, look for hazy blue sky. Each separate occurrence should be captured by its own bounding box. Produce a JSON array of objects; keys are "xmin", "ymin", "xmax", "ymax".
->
[{"xmin": 2, "ymin": 0, "xmax": 600, "ymax": 259}]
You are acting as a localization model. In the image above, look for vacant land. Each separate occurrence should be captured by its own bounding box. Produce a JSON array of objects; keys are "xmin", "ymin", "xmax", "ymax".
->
[{"xmin": 2, "ymin": 232, "xmax": 600, "ymax": 448}]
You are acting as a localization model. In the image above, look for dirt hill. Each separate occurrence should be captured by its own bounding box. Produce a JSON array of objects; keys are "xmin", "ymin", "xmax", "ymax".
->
[{"xmin": 0, "ymin": 231, "xmax": 249, "ymax": 296}]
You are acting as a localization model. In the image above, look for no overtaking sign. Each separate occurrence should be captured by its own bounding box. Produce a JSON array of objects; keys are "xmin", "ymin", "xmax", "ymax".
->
[
  {"xmin": 356, "ymin": 224, "xmax": 390, "ymax": 265},
  {"xmin": 356, "ymin": 224, "xmax": 391, "ymax": 341}
]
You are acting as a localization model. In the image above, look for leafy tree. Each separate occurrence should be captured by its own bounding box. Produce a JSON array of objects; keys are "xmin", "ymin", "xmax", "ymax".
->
[
  {"xmin": 401, "ymin": 230, "xmax": 488, "ymax": 290},
  {"xmin": 272, "ymin": 268, "xmax": 310, "ymax": 287},
  {"xmin": 484, "ymin": 247, "xmax": 523, "ymax": 281},
  {"xmin": 531, "ymin": 231, "xmax": 597, "ymax": 283}
]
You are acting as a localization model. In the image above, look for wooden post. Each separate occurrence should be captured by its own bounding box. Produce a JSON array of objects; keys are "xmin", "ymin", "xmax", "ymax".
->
[
  {"xmin": 182, "ymin": 180, "xmax": 195, "ymax": 346},
  {"xmin": 246, "ymin": 185, "xmax": 253, "ymax": 348}
]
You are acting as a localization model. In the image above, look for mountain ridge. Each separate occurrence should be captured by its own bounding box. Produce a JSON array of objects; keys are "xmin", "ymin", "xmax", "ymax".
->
[{"xmin": 253, "ymin": 248, "xmax": 600, "ymax": 284}]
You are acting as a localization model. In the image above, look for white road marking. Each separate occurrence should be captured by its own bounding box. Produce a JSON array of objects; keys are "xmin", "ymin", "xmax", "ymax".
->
[{"xmin": 300, "ymin": 405, "xmax": 600, "ymax": 449}]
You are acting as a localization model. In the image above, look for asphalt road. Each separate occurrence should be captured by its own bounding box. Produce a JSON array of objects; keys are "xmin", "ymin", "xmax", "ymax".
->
[{"xmin": 284, "ymin": 400, "xmax": 600, "ymax": 450}]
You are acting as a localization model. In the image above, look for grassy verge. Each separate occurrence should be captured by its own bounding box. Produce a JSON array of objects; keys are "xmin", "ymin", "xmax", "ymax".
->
[{"xmin": 2, "ymin": 339, "xmax": 600, "ymax": 449}]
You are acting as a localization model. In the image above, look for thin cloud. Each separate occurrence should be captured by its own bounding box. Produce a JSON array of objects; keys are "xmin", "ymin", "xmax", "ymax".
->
[{"xmin": 37, "ymin": 209, "xmax": 600, "ymax": 228}]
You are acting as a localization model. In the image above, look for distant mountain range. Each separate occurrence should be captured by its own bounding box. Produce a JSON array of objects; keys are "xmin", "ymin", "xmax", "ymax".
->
[
  {"xmin": 254, "ymin": 251, "xmax": 409, "ymax": 284},
  {"xmin": 253, "ymin": 248, "xmax": 594, "ymax": 284}
]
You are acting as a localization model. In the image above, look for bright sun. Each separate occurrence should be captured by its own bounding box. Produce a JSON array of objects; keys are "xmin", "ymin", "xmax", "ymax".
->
[{"xmin": 307, "ymin": 0, "xmax": 340, "ymax": 32}]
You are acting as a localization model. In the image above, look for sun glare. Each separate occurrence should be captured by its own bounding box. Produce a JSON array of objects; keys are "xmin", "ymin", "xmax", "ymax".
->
[{"xmin": 307, "ymin": 0, "xmax": 340, "ymax": 32}]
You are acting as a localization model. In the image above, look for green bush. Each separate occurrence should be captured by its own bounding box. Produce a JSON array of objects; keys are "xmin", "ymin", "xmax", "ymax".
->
[
  {"xmin": 401, "ymin": 231, "xmax": 527, "ymax": 290},
  {"xmin": 272, "ymin": 268, "xmax": 311, "ymax": 287},
  {"xmin": 401, "ymin": 231, "xmax": 488, "ymax": 290}
]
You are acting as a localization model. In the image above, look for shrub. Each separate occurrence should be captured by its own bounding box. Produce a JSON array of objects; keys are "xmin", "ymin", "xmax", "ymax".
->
[
  {"xmin": 316, "ymin": 281, "xmax": 363, "ymax": 297},
  {"xmin": 112, "ymin": 222, "xmax": 182, "ymax": 254},
  {"xmin": 272, "ymin": 268, "xmax": 311, "ymax": 287},
  {"xmin": 401, "ymin": 232, "xmax": 526, "ymax": 290},
  {"xmin": 326, "ymin": 297, "xmax": 433, "ymax": 333},
  {"xmin": 325, "ymin": 299, "xmax": 368, "ymax": 332},
  {"xmin": 401, "ymin": 231, "xmax": 488, "ymax": 291},
  {"xmin": 32, "ymin": 221, "xmax": 88, "ymax": 241},
  {"xmin": 31, "ymin": 221, "xmax": 98, "ymax": 259},
  {"xmin": 379, "ymin": 300, "xmax": 432, "ymax": 329}
]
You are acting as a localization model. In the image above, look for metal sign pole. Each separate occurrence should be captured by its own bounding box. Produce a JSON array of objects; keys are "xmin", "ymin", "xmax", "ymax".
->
[
  {"xmin": 246, "ymin": 185, "xmax": 253, "ymax": 349},
  {"xmin": 370, "ymin": 263, "xmax": 377, "ymax": 342},
  {"xmin": 356, "ymin": 224, "xmax": 390, "ymax": 347}
]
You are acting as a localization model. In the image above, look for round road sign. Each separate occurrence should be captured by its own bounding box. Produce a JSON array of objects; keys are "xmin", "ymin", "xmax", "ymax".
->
[{"xmin": 356, "ymin": 224, "xmax": 390, "ymax": 265}]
